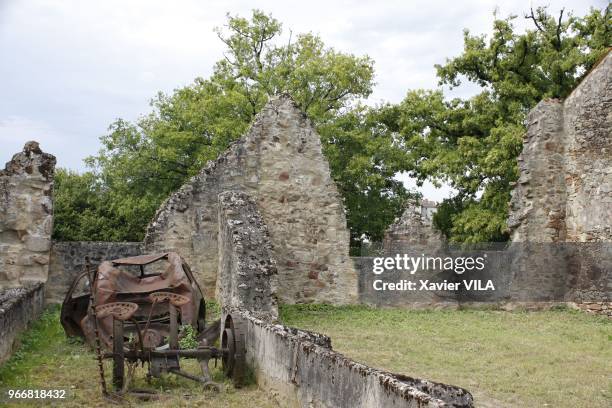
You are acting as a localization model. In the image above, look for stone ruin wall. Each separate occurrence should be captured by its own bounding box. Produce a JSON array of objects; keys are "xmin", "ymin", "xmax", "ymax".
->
[
  {"xmin": 0, "ymin": 283, "xmax": 45, "ymax": 364},
  {"xmin": 382, "ymin": 199, "xmax": 445, "ymax": 253},
  {"xmin": 507, "ymin": 51, "xmax": 611, "ymax": 314},
  {"xmin": 0, "ymin": 142, "xmax": 56, "ymax": 289},
  {"xmin": 144, "ymin": 94, "xmax": 358, "ymax": 305},
  {"xmin": 216, "ymin": 191, "xmax": 279, "ymax": 320},
  {"xmin": 508, "ymin": 51, "xmax": 612, "ymax": 242},
  {"xmin": 217, "ymin": 190, "xmax": 474, "ymax": 407}
]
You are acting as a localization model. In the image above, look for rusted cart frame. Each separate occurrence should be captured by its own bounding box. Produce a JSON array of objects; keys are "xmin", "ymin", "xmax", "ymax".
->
[{"xmin": 61, "ymin": 253, "xmax": 247, "ymax": 397}]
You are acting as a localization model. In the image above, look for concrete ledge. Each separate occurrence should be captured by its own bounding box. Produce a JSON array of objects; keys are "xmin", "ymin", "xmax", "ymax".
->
[
  {"xmin": 230, "ymin": 309, "xmax": 473, "ymax": 408},
  {"xmin": 0, "ymin": 283, "xmax": 45, "ymax": 365}
]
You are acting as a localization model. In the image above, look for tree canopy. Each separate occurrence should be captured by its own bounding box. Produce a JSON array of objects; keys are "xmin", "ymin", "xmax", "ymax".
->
[
  {"xmin": 395, "ymin": 5, "xmax": 610, "ymax": 242},
  {"xmin": 53, "ymin": 6, "xmax": 611, "ymax": 245}
]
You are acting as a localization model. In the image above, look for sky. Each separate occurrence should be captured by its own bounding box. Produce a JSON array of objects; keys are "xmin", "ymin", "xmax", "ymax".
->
[{"xmin": 0, "ymin": 0, "xmax": 606, "ymax": 201}]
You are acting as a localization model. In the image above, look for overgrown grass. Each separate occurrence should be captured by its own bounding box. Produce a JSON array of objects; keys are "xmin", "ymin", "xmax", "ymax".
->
[
  {"xmin": 0, "ymin": 306, "xmax": 275, "ymax": 407},
  {"xmin": 281, "ymin": 304, "xmax": 612, "ymax": 408}
]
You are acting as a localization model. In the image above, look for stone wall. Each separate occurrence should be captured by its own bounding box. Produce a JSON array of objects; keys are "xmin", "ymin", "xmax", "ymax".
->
[
  {"xmin": 0, "ymin": 142, "xmax": 56, "ymax": 289},
  {"xmin": 46, "ymin": 241, "xmax": 142, "ymax": 304},
  {"xmin": 383, "ymin": 199, "xmax": 445, "ymax": 254},
  {"xmin": 144, "ymin": 94, "xmax": 357, "ymax": 304},
  {"xmin": 216, "ymin": 191, "xmax": 278, "ymax": 320},
  {"xmin": 0, "ymin": 283, "xmax": 45, "ymax": 364},
  {"xmin": 507, "ymin": 50, "xmax": 611, "ymax": 308},
  {"xmin": 508, "ymin": 51, "xmax": 612, "ymax": 242},
  {"xmin": 227, "ymin": 309, "xmax": 474, "ymax": 408}
]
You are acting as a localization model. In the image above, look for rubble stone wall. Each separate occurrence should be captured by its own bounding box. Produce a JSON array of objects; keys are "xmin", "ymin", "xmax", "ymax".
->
[
  {"xmin": 508, "ymin": 51, "xmax": 612, "ymax": 242},
  {"xmin": 144, "ymin": 94, "xmax": 357, "ymax": 304},
  {"xmin": 507, "ymin": 51, "xmax": 611, "ymax": 307},
  {"xmin": 216, "ymin": 191, "xmax": 278, "ymax": 320},
  {"xmin": 0, "ymin": 142, "xmax": 56, "ymax": 289},
  {"xmin": 383, "ymin": 199, "xmax": 445, "ymax": 254},
  {"xmin": 46, "ymin": 241, "xmax": 142, "ymax": 304},
  {"xmin": 0, "ymin": 283, "xmax": 45, "ymax": 364}
]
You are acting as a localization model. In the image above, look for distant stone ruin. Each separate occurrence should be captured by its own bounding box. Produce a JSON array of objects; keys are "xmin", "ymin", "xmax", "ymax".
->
[
  {"xmin": 383, "ymin": 198, "xmax": 444, "ymax": 253},
  {"xmin": 0, "ymin": 141, "xmax": 56, "ymax": 289},
  {"xmin": 144, "ymin": 94, "xmax": 358, "ymax": 304}
]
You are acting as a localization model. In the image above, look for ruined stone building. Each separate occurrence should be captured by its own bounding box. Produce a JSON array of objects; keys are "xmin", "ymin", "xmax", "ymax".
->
[
  {"xmin": 1, "ymin": 52, "xmax": 610, "ymax": 315},
  {"xmin": 144, "ymin": 95, "xmax": 358, "ymax": 304},
  {"xmin": 0, "ymin": 142, "xmax": 55, "ymax": 363},
  {"xmin": 382, "ymin": 198, "xmax": 444, "ymax": 253},
  {"xmin": 506, "ymin": 51, "xmax": 611, "ymax": 312}
]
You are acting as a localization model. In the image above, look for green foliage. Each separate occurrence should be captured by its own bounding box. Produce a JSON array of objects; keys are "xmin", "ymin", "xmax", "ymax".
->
[
  {"xmin": 318, "ymin": 104, "xmax": 413, "ymax": 246},
  {"xmin": 52, "ymin": 168, "xmax": 151, "ymax": 241},
  {"xmin": 398, "ymin": 5, "xmax": 610, "ymax": 242},
  {"xmin": 178, "ymin": 325, "xmax": 199, "ymax": 349},
  {"xmin": 57, "ymin": 9, "xmax": 407, "ymax": 246}
]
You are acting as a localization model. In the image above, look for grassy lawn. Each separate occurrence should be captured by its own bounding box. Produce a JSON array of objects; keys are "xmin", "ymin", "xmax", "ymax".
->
[
  {"xmin": 2, "ymin": 305, "xmax": 610, "ymax": 407},
  {"xmin": 0, "ymin": 305, "xmax": 277, "ymax": 407},
  {"xmin": 281, "ymin": 304, "xmax": 612, "ymax": 408}
]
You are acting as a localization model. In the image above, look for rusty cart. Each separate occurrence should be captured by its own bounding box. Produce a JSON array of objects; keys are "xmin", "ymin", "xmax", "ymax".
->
[{"xmin": 61, "ymin": 252, "xmax": 246, "ymax": 398}]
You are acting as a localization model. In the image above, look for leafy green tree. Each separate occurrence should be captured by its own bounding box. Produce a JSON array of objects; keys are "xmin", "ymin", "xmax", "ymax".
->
[
  {"xmin": 52, "ymin": 169, "xmax": 147, "ymax": 241},
  {"xmin": 60, "ymin": 10, "xmax": 409, "ymax": 245},
  {"xmin": 397, "ymin": 5, "xmax": 610, "ymax": 242},
  {"xmin": 318, "ymin": 104, "xmax": 412, "ymax": 246}
]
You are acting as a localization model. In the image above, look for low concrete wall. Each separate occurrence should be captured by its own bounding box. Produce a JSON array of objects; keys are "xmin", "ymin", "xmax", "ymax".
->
[
  {"xmin": 0, "ymin": 283, "xmax": 45, "ymax": 364},
  {"xmin": 229, "ymin": 309, "xmax": 473, "ymax": 408},
  {"xmin": 46, "ymin": 241, "xmax": 142, "ymax": 304}
]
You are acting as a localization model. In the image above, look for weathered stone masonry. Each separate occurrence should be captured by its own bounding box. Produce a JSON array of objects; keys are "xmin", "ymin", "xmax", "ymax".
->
[
  {"xmin": 508, "ymin": 51, "xmax": 612, "ymax": 242},
  {"xmin": 46, "ymin": 241, "xmax": 142, "ymax": 304},
  {"xmin": 507, "ymin": 51, "xmax": 611, "ymax": 314},
  {"xmin": 144, "ymin": 94, "xmax": 358, "ymax": 304},
  {"xmin": 0, "ymin": 141, "xmax": 56, "ymax": 289},
  {"xmin": 216, "ymin": 191, "xmax": 279, "ymax": 320}
]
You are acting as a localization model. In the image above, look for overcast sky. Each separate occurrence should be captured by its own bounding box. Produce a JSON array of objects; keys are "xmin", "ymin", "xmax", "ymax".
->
[{"xmin": 0, "ymin": 0, "xmax": 606, "ymax": 201}]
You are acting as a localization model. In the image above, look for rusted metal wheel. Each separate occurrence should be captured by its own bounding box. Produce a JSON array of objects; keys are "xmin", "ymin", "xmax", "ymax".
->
[
  {"xmin": 112, "ymin": 319, "xmax": 125, "ymax": 391},
  {"xmin": 221, "ymin": 327, "xmax": 235, "ymax": 377},
  {"xmin": 221, "ymin": 315, "xmax": 247, "ymax": 388}
]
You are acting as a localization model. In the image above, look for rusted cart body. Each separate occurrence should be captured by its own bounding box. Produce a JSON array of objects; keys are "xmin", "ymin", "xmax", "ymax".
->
[
  {"xmin": 60, "ymin": 252, "xmax": 245, "ymax": 393},
  {"xmin": 62, "ymin": 252, "xmax": 205, "ymax": 350}
]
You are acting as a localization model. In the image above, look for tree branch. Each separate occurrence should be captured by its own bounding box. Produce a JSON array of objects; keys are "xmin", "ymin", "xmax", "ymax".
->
[{"xmin": 525, "ymin": 7, "xmax": 545, "ymax": 33}]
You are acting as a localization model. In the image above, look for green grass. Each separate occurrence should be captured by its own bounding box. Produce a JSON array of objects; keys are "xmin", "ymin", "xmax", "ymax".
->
[
  {"xmin": 281, "ymin": 304, "xmax": 612, "ymax": 408},
  {"xmin": 2, "ymin": 304, "xmax": 610, "ymax": 407},
  {"xmin": 0, "ymin": 306, "xmax": 275, "ymax": 407}
]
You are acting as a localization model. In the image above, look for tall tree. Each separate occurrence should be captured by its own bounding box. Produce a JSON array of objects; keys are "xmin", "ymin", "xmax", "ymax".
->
[
  {"xmin": 60, "ymin": 10, "xmax": 410, "ymax": 244},
  {"xmin": 396, "ymin": 5, "xmax": 610, "ymax": 242}
]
